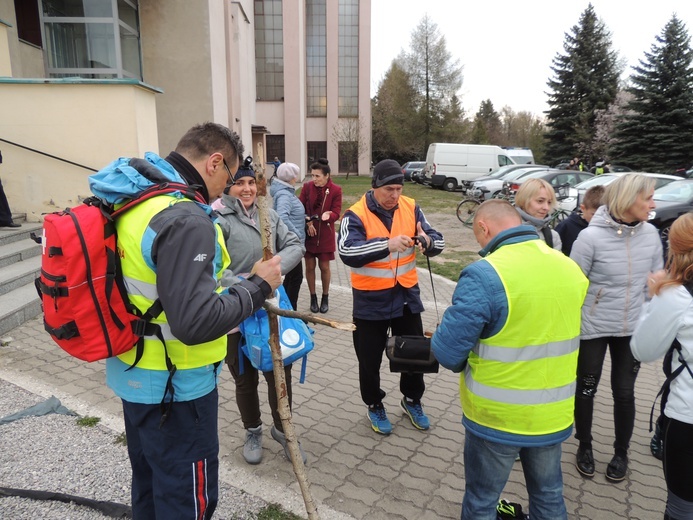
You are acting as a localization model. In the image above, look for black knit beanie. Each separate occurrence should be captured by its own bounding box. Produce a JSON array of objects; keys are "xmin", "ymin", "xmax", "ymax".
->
[{"xmin": 372, "ymin": 159, "xmax": 404, "ymax": 188}]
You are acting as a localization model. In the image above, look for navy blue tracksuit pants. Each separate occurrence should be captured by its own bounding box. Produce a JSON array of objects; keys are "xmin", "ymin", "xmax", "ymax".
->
[{"xmin": 122, "ymin": 389, "xmax": 219, "ymax": 520}]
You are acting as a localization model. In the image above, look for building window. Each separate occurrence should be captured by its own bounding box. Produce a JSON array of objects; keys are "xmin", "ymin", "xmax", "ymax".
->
[
  {"xmin": 306, "ymin": 0, "xmax": 326, "ymax": 117},
  {"xmin": 338, "ymin": 0, "xmax": 358, "ymax": 117},
  {"xmin": 40, "ymin": 0, "xmax": 142, "ymax": 79},
  {"xmin": 266, "ymin": 135, "xmax": 285, "ymax": 166},
  {"xmin": 14, "ymin": 0, "xmax": 42, "ymax": 47},
  {"xmin": 307, "ymin": 141, "xmax": 327, "ymax": 167},
  {"xmin": 254, "ymin": 0, "xmax": 284, "ymax": 101}
]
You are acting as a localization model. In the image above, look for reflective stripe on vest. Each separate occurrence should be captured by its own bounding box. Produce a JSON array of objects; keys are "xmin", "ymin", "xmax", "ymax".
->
[
  {"xmin": 460, "ymin": 239, "xmax": 588, "ymax": 436},
  {"xmin": 115, "ymin": 195, "xmax": 230, "ymax": 370},
  {"xmin": 349, "ymin": 194, "xmax": 418, "ymax": 290}
]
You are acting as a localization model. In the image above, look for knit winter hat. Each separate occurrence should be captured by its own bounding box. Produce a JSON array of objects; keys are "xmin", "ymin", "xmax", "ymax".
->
[
  {"xmin": 372, "ymin": 159, "xmax": 404, "ymax": 188},
  {"xmin": 277, "ymin": 162, "xmax": 300, "ymax": 182},
  {"xmin": 233, "ymin": 156, "xmax": 255, "ymax": 182}
]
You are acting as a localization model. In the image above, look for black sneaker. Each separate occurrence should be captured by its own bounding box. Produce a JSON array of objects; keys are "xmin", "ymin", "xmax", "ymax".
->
[
  {"xmin": 497, "ymin": 499, "xmax": 528, "ymax": 519},
  {"xmin": 606, "ymin": 454, "xmax": 628, "ymax": 482},
  {"xmin": 576, "ymin": 446, "xmax": 595, "ymax": 478}
]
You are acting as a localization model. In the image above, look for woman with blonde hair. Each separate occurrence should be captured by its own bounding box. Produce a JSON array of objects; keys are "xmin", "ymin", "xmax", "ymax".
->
[
  {"xmin": 514, "ymin": 177, "xmax": 562, "ymax": 250},
  {"xmin": 632, "ymin": 212, "xmax": 693, "ymax": 520},
  {"xmin": 570, "ymin": 173, "xmax": 663, "ymax": 483}
]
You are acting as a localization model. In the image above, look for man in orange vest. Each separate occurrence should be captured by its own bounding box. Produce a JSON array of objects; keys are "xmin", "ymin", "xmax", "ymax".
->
[{"xmin": 338, "ymin": 159, "xmax": 444, "ymax": 435}]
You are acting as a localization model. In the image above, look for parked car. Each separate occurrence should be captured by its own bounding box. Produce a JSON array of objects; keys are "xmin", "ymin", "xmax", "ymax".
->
[
  {"xmin": 558, "ymin": 172, "xmax": 680, "ymax": 212},
  {"xmin": 608, "ymin": 164, "xmax": 633, "ymax": 173},
  {"xmin": 650, "ymin": 179, "xmax": 693, "ymax": 251},
  {"xmin": 505, "ymin": 169, "xmax": 594, "ymax": 199},
  {"xmin": 467, "ymin": 165, "xmax": 552, "ymax": 199},
  {"xmin": 411, "ymin": 167, "xmax": 430, "ymax": 185},
  {"xmin": 401, "ymin": 161, "xmax": 426, "ymax": 182},
  {"xmin": 459, "ymin": 164, "xmax": 549, "ymax": 194}
]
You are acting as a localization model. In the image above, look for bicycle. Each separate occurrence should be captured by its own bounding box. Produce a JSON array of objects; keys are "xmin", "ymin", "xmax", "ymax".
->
[
  {"xmin": 456, "ymin": 185, "xmax": 515, "ymax": 228},
  {"xmin": 548, "ymin": 183, "xmax": 573, "ymax": 229}
]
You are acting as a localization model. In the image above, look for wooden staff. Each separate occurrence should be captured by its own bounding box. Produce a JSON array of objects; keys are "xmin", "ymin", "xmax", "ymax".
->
[{"xmin": 254, "ymin": 143, "xmax": 320, "ymax": 519}]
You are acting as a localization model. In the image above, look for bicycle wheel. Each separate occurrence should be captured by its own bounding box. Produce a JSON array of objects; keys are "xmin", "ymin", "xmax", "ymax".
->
[
  {"xmin": 456, "ymin": 199, "xmax": 480, "ymax": 228},
  {"xmin": 549, "ymin": 209, "xmax": 570, "ymax": 228}
]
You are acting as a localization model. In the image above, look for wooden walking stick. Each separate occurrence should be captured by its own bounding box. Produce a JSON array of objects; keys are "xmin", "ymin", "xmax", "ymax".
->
[{"xmin": 253, "ymin": 144, "xmax": 320, "ymax": 520}]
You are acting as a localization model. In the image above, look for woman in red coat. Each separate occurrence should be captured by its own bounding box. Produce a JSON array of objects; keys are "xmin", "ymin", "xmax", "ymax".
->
[{"xmin": 299, "ymin": 158, "xmax": 343, "ymax": 313}]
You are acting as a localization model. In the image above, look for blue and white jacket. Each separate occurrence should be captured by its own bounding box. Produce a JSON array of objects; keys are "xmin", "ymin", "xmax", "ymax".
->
[{"xmin": 338, "ymin": 191, "xmax": 444, "ymax": 320}]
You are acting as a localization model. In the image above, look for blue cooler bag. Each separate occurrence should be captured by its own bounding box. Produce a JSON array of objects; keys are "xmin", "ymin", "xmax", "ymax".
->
[{"xmin": 239, "ymin": 285, "xmax": 314, "ymax": 382}]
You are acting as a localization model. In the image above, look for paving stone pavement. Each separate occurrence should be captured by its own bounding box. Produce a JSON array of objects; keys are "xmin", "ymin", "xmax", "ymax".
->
[{"xmin": 0, "ymin": 254, "xmax": 670, "ymax": 519}]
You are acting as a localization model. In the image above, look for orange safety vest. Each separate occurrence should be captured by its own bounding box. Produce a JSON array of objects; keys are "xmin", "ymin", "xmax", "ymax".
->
[{"xmin": 349, "ymin": 194, "xmax": 419, "ymax": 291}]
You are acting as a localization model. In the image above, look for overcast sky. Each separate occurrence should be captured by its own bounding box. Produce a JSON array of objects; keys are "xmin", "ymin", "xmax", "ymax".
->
[{"xmin": 370, "ymin": 0, "xmax": 693, "ymax": 117}]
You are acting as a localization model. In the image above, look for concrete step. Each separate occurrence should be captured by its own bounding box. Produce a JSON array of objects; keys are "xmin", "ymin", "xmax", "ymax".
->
[
  {"xmin": 0, "ymin": 283, "xmax": 42, "ymax": 338},
  {"xmin": 0, "ymin": 222, "xmax": 43, "ymax": 247},
  {"xmin": 0, "ymin": 238, "xmax": 42, "ymax": 268},
  {"xmin": 0, "ymin": 255, "xmax": 41, "ymax": 297}
]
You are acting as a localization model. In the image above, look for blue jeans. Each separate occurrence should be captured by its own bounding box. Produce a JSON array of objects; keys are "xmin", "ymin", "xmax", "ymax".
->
[{"xmin": 462, "ymin": 430, "xmax": 567, "ymax": 520}]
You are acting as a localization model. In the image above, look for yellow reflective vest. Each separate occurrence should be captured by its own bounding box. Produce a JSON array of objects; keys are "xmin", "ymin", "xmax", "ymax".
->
[
  {"xmin": 461, "ymin": 240, "xmax": 588, "ymax": 436},
  {"xmin": 349, "ymin": 194, "xmax": 418, "ymax": 290},
  {"xmin": 115, "ymin": 195, "xmax": 230, "ymax": 370}
]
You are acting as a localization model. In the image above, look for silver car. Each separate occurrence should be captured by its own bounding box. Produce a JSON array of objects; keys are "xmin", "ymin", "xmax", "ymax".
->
[{"xmin": 469, "ymin": 165, "xmax": 552, "ymax": 198}]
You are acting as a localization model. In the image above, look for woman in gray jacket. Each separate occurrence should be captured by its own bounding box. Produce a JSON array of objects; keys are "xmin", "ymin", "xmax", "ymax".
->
[
  {"xmin": 269, "ymin": 162, "xmax": 306, "ymax": 310},
  {"xmin": 215, "ymin": 165, "xmax": 306, "ymax": 466},
  {"xmin": 570, "ymin": 173, "xmax": 663, "ymax": 483}
]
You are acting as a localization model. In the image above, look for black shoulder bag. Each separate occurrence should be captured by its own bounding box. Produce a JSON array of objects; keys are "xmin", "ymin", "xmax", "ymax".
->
[{"xmin": 385, "ymin": 238, "xmax": 440, "ymax": 373}]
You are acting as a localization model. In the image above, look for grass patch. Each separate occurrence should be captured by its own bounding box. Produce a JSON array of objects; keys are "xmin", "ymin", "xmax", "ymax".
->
[
  {"xmin": 254, "ymin": 503, "xmax": 304, "ymax": 520},
  {"xmin": 114, "ymin": 432, "xmax": 127, "ymax": 446},
  {"xmin": 76, "ymin": 416, "xmax": 101, "ymax": 427},
  {"xmin": 330, "ymin": 176, "xmax": 462, "ymax": 211},
  {"xmin": 418, "ymin": 251, "xmax": 478, "ymax": 282}
]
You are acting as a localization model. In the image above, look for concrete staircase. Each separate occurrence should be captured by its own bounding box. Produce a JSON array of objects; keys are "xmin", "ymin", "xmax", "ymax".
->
[{"xmin": 0, "ymin": 218, "xmax": 44, "ymax": 337}]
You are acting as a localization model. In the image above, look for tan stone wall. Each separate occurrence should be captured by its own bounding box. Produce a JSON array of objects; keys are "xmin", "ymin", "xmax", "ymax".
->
[{"xmin": 0, "ymin": 82, "xmax": 159, "ymax": 221}]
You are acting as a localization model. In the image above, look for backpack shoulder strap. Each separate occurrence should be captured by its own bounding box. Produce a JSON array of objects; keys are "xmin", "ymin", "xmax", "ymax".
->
[
  {"xmin": 649, "ymin": 280, "xmax": 693, "ymax": 430},
  {"xmin": 541, "ymin": 226, "xmax": 553, "ymax": 248}
]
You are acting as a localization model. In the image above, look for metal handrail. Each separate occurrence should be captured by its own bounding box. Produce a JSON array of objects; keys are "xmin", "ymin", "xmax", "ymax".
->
[{"xmin": 0, "ymin": 137, "xmax": 98, "ymax": 172}]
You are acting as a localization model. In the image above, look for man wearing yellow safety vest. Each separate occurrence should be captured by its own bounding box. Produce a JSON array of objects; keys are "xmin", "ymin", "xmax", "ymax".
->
[
  {"xmin": 338, "ymin": 159, "xmax": 444, "ymax": 435},
  {"xmin": 431, "ymin": 199, "xmax": 588, "ymax": 520},
  {"xmin": 88, "ymin": 123, "xmax": 282, "ymax": 520}
]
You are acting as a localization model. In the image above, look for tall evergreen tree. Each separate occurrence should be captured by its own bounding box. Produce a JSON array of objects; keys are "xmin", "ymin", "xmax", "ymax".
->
[
  {"xmin": 399, "ymin": 14, "xmax": 463, "ymax": 153},
  {"xmin": 470, "ymin": 100, "xmax": 502, "ymax": 144},
  {"xmin": 371, "ymin": 62, "xmax": 421, "ymax": 163},
  {"xmin": 544, "ymin": 4, "xmax": 620, "ymax": 165},
  {"xmin": 611, "ymin": 16, "xmax": 693, "ymax": 172}
]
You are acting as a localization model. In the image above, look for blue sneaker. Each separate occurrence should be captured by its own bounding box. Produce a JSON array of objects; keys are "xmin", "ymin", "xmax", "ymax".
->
[
  {"xmin": 367, "ymin": 404, "xmax": 392, "ymax": 435},
  {"xmin": 400, "ymin": 398, "xmax": 430, "ymax": 430}
]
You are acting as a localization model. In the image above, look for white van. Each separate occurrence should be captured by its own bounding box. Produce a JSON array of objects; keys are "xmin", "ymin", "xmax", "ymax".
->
[
  {"xmin": 425, "ymin": 143, "xmax": 515, "ymax": 191},
  {"xmin": 503, "ymin": 147, "xmax": 534, "ymax": 165}
]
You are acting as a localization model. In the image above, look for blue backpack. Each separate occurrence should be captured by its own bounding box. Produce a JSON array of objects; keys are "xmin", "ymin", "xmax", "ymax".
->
[{"xmin": 239, "ymin": 286, "xmax": 314, "ymax": 383}]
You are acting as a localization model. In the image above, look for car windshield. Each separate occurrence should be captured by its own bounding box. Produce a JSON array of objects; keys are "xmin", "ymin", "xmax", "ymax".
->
[{"xmin": 654, "ymin": 180, "xmax": 693, "ymax": 202}]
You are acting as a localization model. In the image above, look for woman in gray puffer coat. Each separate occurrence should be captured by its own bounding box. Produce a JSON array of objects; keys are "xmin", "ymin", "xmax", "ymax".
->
[
  {"xmin": 514, "ymin": 178, "xmax": 562, "ymax": 250},
  {"xmin": 269, "ymin": 162, "xmax": 306, "ymax": 310},
  {"xmin": 215, "ymin": 167, "xmax": 306, "ymax": 466},
  {"xmin": 570, "ymin": 173, "xmax": 663, "ymax": 484}
]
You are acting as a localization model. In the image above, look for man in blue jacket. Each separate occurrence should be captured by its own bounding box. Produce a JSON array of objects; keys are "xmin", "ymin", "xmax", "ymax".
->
[{"xmin": 431, "ymin": 199, "xmax": 587, "ymax": 520}]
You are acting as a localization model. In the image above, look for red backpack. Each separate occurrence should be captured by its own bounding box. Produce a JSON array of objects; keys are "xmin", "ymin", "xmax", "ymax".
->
[{"xmin": 35, "ymin": 182, "xmax": 205, "ymax": 362}]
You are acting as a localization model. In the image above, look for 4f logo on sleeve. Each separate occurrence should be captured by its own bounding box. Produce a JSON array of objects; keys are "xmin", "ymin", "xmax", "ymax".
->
[{"xmin": 193, "ymin": 253, "xmax": 208, "ymax": 262}]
